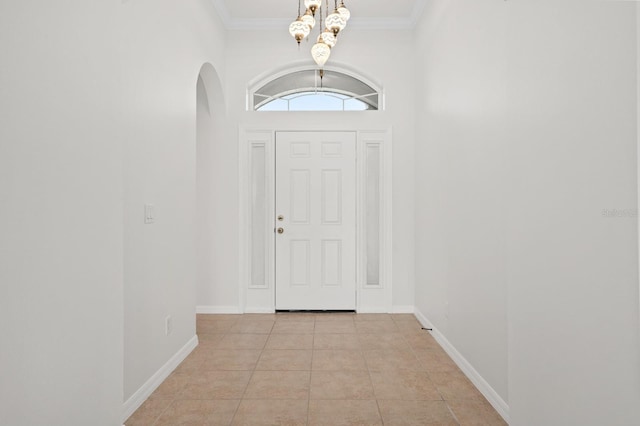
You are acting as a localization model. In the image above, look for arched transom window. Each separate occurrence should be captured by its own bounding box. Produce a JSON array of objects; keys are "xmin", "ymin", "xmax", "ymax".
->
[{"xmin": 252, "ymin": 68, "xmax": 380, "ymax": 112}]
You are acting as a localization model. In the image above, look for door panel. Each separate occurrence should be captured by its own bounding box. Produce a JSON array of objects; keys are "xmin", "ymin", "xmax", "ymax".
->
[{"xmin": 275, "ymin": 131, "xmax": 356, "ymax": 310}]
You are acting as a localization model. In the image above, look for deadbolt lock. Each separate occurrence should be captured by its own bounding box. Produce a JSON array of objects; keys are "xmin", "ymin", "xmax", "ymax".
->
[{"xmin": 277, "ymin": 215, "xmax": 284, "ymax": 221}]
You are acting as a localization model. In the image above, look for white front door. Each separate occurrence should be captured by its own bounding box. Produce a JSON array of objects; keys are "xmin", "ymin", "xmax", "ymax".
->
[{"xmin": 275, "ymin": 131, "xmax": 357, "ymax": 310}]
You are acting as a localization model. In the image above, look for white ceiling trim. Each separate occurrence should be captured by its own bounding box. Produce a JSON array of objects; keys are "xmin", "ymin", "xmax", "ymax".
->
[
  {"xmin": 210, "ymin": 0, "xmax": 427, "ymax": 31},
  {"xmin": 220, "ymin": 17, "xmax": 414, "ymax": 31},
  {"xmin": 408, "ymin": 0, "xmax": 428, "ymax": 28},
  {"xmin": 210, "ymin": 0, "xmax": 233, "ymax": 25}
]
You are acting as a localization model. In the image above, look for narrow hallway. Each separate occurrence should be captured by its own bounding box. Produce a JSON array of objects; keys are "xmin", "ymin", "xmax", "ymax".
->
[{"xmin": 126, "ymin": 313, "xmax": 505, "ymax": 425}]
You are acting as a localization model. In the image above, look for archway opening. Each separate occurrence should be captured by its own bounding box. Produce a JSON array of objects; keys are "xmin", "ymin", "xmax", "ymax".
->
[{"xmin": 196, "ymin": 63, "xmax": 227, "ymax": 310}]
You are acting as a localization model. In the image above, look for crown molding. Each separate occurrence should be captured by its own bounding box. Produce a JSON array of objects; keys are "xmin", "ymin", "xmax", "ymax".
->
[
  {"xmin": 408, "ymin": 0, "xmax": 428, "ymax": 28},
  {"xmin": 210, "ymin": 0, "xmax": 428, "ymax": 31},
  {"xmin": 210, "ymin": 0, "xmax": 233, "ymax": 27}
]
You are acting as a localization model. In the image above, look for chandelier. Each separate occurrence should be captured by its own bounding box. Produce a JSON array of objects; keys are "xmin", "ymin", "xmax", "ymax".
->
[{"xmin": 289, "ymin": 0, "xmax": 351, "ymax": 68}]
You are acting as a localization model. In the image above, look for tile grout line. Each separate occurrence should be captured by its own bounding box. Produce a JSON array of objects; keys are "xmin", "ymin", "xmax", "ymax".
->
[
  {"xmin": 307, "ymin": 318, "xmax": 316, "ymax": 426},
  {"xmin": 399, "ymin": 315, "xmax": 460, "ymax": 426},
  {"xmin": 230, "ymin": 318, "xmax": 273, "ymax": 425},
  {"xmin": 401, "ymin": 315, "xmax": 449, "ymax": 402},
  {"xmin": 148, "ymin": 317, "xmax": 238, "ymax": 426},
  {"xmin": 375, "ymin": 316, "xmax": 401, "ymax": 425},
  {"xmin": 357, "ymin": 316, "xmax": 384, "ymax": 425},
  {"xmin": 366, "ymin": 348, "xmax": 385, "ymax": 425},
  {"xmin": 217, "ymin": 319, "xmax": 237, "ymax": 426},
  {"xmin": 221, "ymin": 321, "xmax": 246, "ymax": 426},
  {"xmin": 153, "ymin": 320, "xmax": 227, "ymax": 425},
  {"xmin": 148, "ymin": 394, "xmax": 175, "ymax": 426},
  {"xmin": 445, "ymin": 401, "xmax": 463, "ymax": 426},
  {"xmin": 377, "ymin": 315, "xmax": 408, "ymax": 425}
]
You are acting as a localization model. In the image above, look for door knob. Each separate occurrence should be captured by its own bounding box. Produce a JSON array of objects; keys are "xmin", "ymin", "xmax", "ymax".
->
[{"xmin": 277, "ymin": 227, "xmax": 284, "ymax": 234}]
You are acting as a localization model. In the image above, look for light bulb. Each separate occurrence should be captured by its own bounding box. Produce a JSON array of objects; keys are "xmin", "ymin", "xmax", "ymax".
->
[
  {"xmin": 311, "ymin": 41, "xmax": 331, "ymax": 67},
  {"xmin": 301, "ymin": 9, "xmax": 315, "ymax": 30},
  {"xmin": 318, "ymin": 29, "xmax": 336, "ymax": 48},
  {"xmin": 337, "ymin": 1, "xmax": 350, "ymax": 21},
  {"xmin": 304, "ymin": 0, "xmax": 321, "ymax": 16},
  {"xmin": 289, "ymin": 17, "xmax": 310, "ymax": 44},
  {"xmin": 325, "ymin": 9, "xmax": 346, "ymax": 35}
]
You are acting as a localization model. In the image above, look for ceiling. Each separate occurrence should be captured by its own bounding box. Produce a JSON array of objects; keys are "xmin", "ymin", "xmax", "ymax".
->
[{"xmin": 210, "ymin": 0, "xmax": 426, "ymax": 30}]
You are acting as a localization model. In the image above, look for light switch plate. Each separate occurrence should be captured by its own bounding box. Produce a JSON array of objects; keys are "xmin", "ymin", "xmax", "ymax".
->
[{"xmin": 144, "ymin": 204, "xmax": 155, "ymax": 224}]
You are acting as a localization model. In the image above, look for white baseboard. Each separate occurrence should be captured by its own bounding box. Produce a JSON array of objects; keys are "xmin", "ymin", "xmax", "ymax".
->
[
  {"xmin": 197, "ymin": 305, "xmax": 414, "ymax": 314},
  {"xmin": 196, "ymin": 305, "xmax": 242, "ymax": 314},
  {"xmin": 122, "ymin": 335, "xmax": 199, "ymax": 423},
  {"xmin": 356, "ymin": 305, "xmax": 414, "ymax": 314},
  {"xmin": 244, "ymin": 307, "xmax": 276, "ymax": 314},
  {"xmin": 357, "ymin": 306, "xmax": 390, "ymax": 313},
  {"xmin": 392, "ymin": 305, "xmax": 415, "ymax": 314},
  {"xmin": 413, "ymin": 309, "xmax": 510, "ymax": 424}
]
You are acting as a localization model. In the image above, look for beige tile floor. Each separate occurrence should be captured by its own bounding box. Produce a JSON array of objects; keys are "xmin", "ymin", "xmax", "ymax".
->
[{"xmin": 125, "ymin": 313, "xmax": 507, "ymax": 426}]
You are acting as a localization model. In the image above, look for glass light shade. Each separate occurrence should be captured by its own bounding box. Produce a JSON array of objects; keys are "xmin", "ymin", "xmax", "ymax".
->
[
  {"xmin": 289, "ymin": 17, "xmax": 310, "ymax": 44},
  {"xmin": 302, "ymin": 9, "xmax": 315, "ymax": 30},
  {"xmin": 337, "ymin": 1, "xmax": 351, "ymax": 21},
  {"xmin": 311, "ymin": 41, "xmax": 331, "ymax": 67},
  {"xmin": 318, "ymin": 29, "xmax": 336, "ymax": 48},
  {"xmin": 325, "ymin": 10, "xmax": 346, "ymax": 35},
  {"xmin": 304, "ymin": 0, "xmax": 321, "ymax": 15}
]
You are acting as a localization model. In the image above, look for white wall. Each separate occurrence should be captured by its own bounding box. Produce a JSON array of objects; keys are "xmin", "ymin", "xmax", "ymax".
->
[
  {"xmin": 414, "ymin": 0, "xmax": 509, "ymax": 404},
  {"xmin": 1, "ymin": 0, "xmax": 229, "ymax": 422},
  {"xmin": 121, "ymin": 0, "xmax": 227, "ymax": 404},
  {"xmin": 0, "ymin": 2, "xmax": 123, "ymax": 425},
  {"xmin": 195, "ymin": 28, "xmax": 417, "ymax": 312},
  {"xmin": 197, "ymin": 67, "xmax": 229, "ymax": 311},
  {"xmin": 414, "ymin": 1, "xmax": 640, "ymax": 425},
  {"xmin": 505, "ymin": 2, "xmax": 640, "ymax": 424}
]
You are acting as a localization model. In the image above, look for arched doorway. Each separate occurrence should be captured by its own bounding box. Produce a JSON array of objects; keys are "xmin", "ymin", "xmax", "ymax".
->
[{"xmin": 196, "ymin": 63, "xmax": 227, "ymax": 310}]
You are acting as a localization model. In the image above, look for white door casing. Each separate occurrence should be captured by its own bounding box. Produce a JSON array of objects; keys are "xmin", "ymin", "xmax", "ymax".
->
[
  {"xmin": 238, "ymin": 128, "xmax": 392, "ymax": 314},
  {"xmin": 275, "ymin": 132, "xmax": 357, "ymax": 310}
]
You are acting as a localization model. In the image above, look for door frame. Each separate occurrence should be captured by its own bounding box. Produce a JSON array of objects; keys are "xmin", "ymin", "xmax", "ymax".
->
[{"xmin": 239, "ymin": 127, "xmax": 393, "ymax": 313}]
